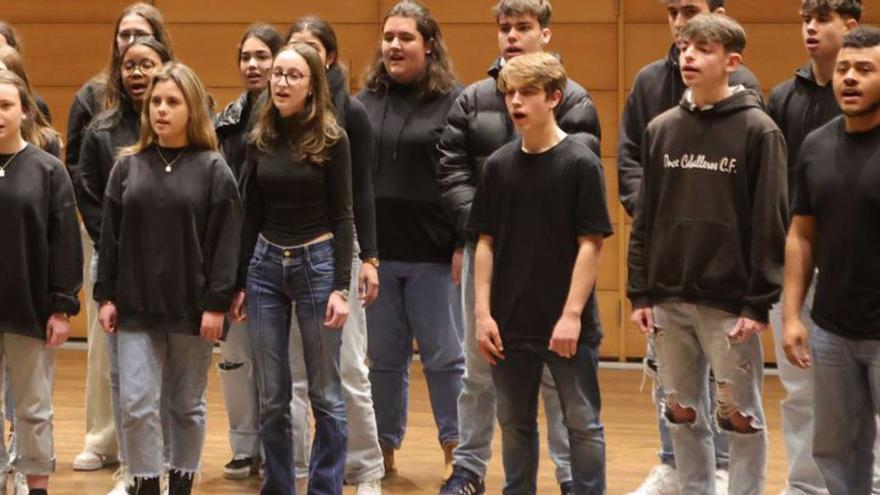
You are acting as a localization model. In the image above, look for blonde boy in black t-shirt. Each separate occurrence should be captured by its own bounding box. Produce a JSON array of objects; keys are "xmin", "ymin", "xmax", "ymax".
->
[{"xmin": 468, "ymin": 52, "xmax": 613, "ymax": 495}]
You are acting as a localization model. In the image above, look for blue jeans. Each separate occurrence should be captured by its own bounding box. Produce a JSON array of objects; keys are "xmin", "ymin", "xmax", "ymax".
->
[
  {"xmin": 366, "ymin": 260, "xmax": 464, "ymax": 448},
  {"xmin": 653, "ymin": 303, "xmax": 767, "ymax": 495},
  {"xmin": 493, "ymin": 343, "xmax": 606, "ymax": 494},
  {"xmin": 247, "ymin": 236, "xmax": 346, "ymax": 495},
  {"xmin": 812, "ymin": 325, "xmax": 880, "ymax": 495}
]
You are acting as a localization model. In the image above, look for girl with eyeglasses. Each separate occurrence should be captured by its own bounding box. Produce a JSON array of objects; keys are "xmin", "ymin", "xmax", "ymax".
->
[
  {"xmin": 0, "ymin": 70, "xmax": 83, "ymax": 495},
  {"xmin": 355, "ymin": 0, "xmax": 465, "ymax": 474},
  {"xmin": 213, "ymin": 23, "xmax": 283, "ymax": 481},
  {"xmin": 64, "ymin": 3, "xmax": 174, "ymax": 478},
  {"xmin": 286, "ymin": 15, "xmax": 384, "ymax": 494},
  {"xmin": 230, "ymin": 41, "xmax": 354, "ymax": 495},
  {"xmin": 95, "ymin": 62, "xmax": 240, "ymax": 495}
]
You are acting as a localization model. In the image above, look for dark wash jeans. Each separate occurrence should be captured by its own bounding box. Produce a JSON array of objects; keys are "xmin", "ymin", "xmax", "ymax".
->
[
  {"xmin": 492, "ymin": 342, "xmax": 606, "ymax": 494},
  {"xmin": 246, "ymin": 236, "xmax": 347, "ymax": 495}
]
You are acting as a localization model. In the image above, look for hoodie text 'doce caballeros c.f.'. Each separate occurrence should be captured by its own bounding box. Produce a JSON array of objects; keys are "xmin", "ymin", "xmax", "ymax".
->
[{"xmin": 627, "ymin": 89, "xmax": 789, "ymax": 323}]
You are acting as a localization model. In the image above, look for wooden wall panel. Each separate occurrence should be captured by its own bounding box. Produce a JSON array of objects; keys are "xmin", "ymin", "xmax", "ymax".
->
[
  {"xmin": 593, "ymin": 90, "xmax": 618, "ymax": 158},
  {"xmin": 16, "ymin": 24, "xmax": 113, "ymax": 88},
  {"xmin": 155, "ymin": 0, "xmax": 379, "ymax": 24},
  {"xmin": 598, "ymin": 290, "xmax": 620, "ymax": 358},
  {"xmin": 2, "ymin": 0, "xmax": 135, "ymax": 23}
]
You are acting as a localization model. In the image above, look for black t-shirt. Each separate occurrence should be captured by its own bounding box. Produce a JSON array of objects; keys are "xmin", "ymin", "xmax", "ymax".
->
[
  {"xmin": 793, "ymin": 117, "xmax": 880, "ymax": 340},
  {"xmin": 468, "ymin": 136, "xmax": 613, "ymax": 347}
]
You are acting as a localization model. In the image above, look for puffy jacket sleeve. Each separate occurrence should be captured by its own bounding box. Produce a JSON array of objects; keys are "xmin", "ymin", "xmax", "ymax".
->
[
  {"xmin": 558, "ymin": 89, "xmax": 602, "ymax": 157},
  {"xmin": 436, "ymin": 88, "xmax": 477, "ymax": 236}
]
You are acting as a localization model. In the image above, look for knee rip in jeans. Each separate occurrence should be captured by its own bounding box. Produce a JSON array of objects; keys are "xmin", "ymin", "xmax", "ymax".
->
[
  {"xmin": 218, "ymin": 360, "xmax": 245, "ymax": 371},
  {"xmin": 715, "ymin": 380, "xmax": 763, "ymax": 434},
  {"xmin": 662, "ymin": 393, "xmax": 698, "ymax": 427}
]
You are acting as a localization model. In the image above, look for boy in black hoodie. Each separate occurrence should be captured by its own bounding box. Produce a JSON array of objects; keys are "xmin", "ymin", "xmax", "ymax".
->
[
  {"xmin": 766, "ymin": 2, "xmax": 860, "ymax": 493},
  {"xmin": 627, "ymin": 14, "xmax": 787, "ymax": 495},
  {"xmin": 783, "ymin": 26, "xmax": 880, "ymax": 495}
]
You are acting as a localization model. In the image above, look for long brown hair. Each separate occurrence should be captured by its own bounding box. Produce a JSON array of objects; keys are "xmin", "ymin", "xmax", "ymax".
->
[
  {"xmin": 0, "ymin": 71, "xmax": 59, "ymax": 150},
  {"xmin": 99, "ymin": 3, "xmax": 174, "ymax": 113},
  {"xmin": 362, "ymin": 0, "xmax": 456, "ymax": 99},
  {"xmin": 0, "ymin": 21, "xmax": 21, "ymax": 52},
  {"xmin": 250, "ymin": 42, "xmax": 342, "ymax": 165},
  {"xmin": 122, "ymin": 62, "xmax": 217, "ymax": 156},
  {"xmin": 0, "ymin": 45, "xmax": 55, "ymax": 136}
]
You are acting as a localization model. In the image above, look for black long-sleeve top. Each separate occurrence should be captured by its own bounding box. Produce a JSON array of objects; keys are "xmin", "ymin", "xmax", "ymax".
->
[
  {"xmin": 65, "ymin": 79, "xmax": 104, "ymax": 168},
  {"xmin": 0, "ymin": 144, "xmax": 83, "ymax": 339},
  {"xmin": 71, "ymin": 104, "xmax": 140, "ymax": 244},
  {"xmin": 94, "ymin": 146, "xmax": 242, "ymax": 335},
  {"xmin": 617, "ymin": 44, "xmax": 763, "ymax": 217},
  {"xmin": 239, "ymin": 133, "xmax": 354, "ymax": 291},
  {"xmin": 355, "ymin": 80, "xmax": 462, "ymax": 262}
]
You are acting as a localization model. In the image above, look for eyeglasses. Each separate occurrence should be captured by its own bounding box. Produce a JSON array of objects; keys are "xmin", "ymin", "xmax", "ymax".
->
[
  {"xmin": 123, "ymin": 59, "xmax": 158, "ymax": 75},
  {"xmin": 117, "ymin": 29, "xmax": 151, "ymax": 44},
  {"xmin": 270, "ymin": 70, "xmax": 310, "ymax": 86}
]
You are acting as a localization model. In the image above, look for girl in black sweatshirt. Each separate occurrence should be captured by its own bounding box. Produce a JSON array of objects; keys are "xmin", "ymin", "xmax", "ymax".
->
[
  {"xmin": 354, "ymin": 0, "xmax": 465, "ymax": 471},
  {"xmin": 287, "ymin": 16, "xmax": 384, "ymax": 489},
  {"xmin": 0, "ymin": 71, "xmax": 82, "ymax": 495},
  {"xmin": 230, "ymin": 42, "xmax": 353, "ymax": 495},
  {"xmin": 213, "ymin": 23, "xmax": 283, "ymax": 480},
  {"xmin": 95, "ymin": 63, "xmax": 241, "ymax": 495}
]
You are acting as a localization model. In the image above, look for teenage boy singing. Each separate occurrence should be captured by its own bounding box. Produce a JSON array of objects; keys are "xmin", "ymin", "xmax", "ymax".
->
[
  {"xmin": 618, "ymin": 3, "xmax": 761, "ymax": 493},
  {"xmin": 767, "ymin": 1, "xmax": 860, "ymax": 493},
  {"xmin": 469, "ymin": 51, "xmax": 612, "ymax": 495},
  {"xmin": 437, "ymin": 1, "xmax": 601, "ymax": 494},
  {"xmin": 784, "ymin": 25, "xmax": 880, "ymax": 495},
  {"xmin": 628, "ymin": 14, "xmax": 787, "ymax": 495}
]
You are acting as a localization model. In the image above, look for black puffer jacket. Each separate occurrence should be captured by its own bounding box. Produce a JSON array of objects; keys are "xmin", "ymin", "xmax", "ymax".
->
[
  {"xmin": 436, "ymin": 57, "xmax": 602, "ymax": 236},
  {"xmin": 214, "ymin": 91, "xmax": 254, "ymax": 181}
]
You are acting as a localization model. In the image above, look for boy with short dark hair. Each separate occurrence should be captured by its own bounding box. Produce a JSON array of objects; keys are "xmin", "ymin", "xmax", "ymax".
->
[
  {"xmin": 766, "ymin": 1, "xmax": 860, "ymax": 493},
  {"xmin": 470, "ymin": 51, "xmax": 612, "ymax": 495},
  {"xmin": 437, "ymin": 0, "xmax": 601, "ymax": 493},
  {"xmin": 783, "ymin": 25, "xmax": 880, "ymax": 495},
  {"xmin": 628, "ymin": 14, "xmax": 787, "ymax": 495}
]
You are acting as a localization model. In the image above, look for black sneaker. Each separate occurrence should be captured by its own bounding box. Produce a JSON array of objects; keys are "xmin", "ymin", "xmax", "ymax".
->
[
  {"xmin": 438, "ymin": 466, "xmax": 485, "ymax": 495},
  {"xmin": 223, "ymin": 456, "xmax": 258, "ymax": 480},
  {"xmin": 560, "ymin": 480, "xmax": 574, "ymax": 495}
]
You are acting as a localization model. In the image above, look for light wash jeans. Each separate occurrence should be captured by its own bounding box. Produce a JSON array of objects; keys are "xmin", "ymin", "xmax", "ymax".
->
[
  {"xmin": 0, "ymin": 333, "xmax": 56, "ymax": 475},
  {"xmin": 246, "ymin": 236, "xmax": 346, "ymax": 495},
  {"xmin": 811, "ymin": 325, "xmax": 880, "ymax": 495},
  {"xmin": 366, "ymin": 259, "xmax": 464, "ymax": 449},
  {"xmin": 218, "ymin": 319, "xmax": 261, "ymax": 460},
  {"xmin": 116, "ymin": 330, "xmax": 213, "ymax": 478},
  {"xmin": 291, "ymin": 254, "xmax": 384, "ymax": 483},
  {"xmin": 652, "ymin": 302, "xmax": 767, "ymax": 495},
  {"xmin": 493, "ymin": 343, "xmax": 605, "ymax": 495},
  {"xmin": 453, "ymin": 243, "xmax": 573, "ymax": 482}
]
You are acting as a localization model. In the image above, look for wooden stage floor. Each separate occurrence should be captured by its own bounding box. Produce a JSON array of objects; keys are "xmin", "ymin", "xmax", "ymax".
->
[{"xmin": 48, "ymin": 350, "xmax": 789, "ymax": 494}]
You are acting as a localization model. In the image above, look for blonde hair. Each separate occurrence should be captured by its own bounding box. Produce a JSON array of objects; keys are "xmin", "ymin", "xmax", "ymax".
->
[
  {"xmin": 0, "ymin": 71, "xmax": 60, "ymax": 150},
  {"xmin": 122, "ymin": 62, "xmax": 217, "ymax": 156},
  {"xmin": 250, "ymin": 42, "xmax": 342, "ymax": 165},
  {"xmin": 496, "ymin": 51, "xmax": 567, "ymax": 97}
]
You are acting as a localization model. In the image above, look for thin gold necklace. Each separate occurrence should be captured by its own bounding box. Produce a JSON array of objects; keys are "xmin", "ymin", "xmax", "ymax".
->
[
  {"xmin": 157, "ymin": 146, "xmax": 185, "ymax": 173},
  {"xmin": 0, "ymin": 145, "xmax": 25, "ymax": 178}
]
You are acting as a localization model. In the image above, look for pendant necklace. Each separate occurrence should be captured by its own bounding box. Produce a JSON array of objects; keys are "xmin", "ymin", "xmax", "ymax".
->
[
  {"xmin": 157, "ymin": 146, "xmax": 185, "ymax": 173},
  {"xmin": 0, "ymin": 147, "xmax": 23, "ymax": 178}
]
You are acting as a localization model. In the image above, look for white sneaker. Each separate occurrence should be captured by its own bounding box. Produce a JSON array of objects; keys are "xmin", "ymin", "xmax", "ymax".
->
[
  {"xmin": 73, "ymin": 451, "xmax": 118, "ymax": 471},
  {"xmin": 13, "ymin": 472, "xmax": 27, "ymax": 495},
  {"xmin": 107, "ymin": 479, "xmax": 128, "ymax": 495},
  {"xmin": 626, "ymin": 464, "xmax": 679, "ymax": 495},
  {"xmin": 355, "ymin": 479, "xmax": 383, "ymax": 495},
  {"xmin": 714, "ymin": 469, "xmax": 729, "ymax": 495}
]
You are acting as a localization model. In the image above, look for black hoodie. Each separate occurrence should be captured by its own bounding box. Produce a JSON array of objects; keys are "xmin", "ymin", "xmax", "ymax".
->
[
  {"xmin": 627, "ymin": 89, "xmax": 788, "ymax": 322},
  {"xmin": 618, "ymin": 45, "xmax": 763, "ymax": 216},
  {"xmin": 768, "ymin": 63, "xmax": 840, "ymax": 206},
  {"xmin": 355, "ymin": 80, "xmax": 463, "ymax": 263}
]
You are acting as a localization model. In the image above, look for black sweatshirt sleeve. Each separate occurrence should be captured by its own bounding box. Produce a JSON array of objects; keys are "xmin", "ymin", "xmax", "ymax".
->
[
  {"xmin": 626, "ymin": 128, "xmax": 652, "ymax": 309},
  {"xmin": 436, "ymin": 89, "xmax": 477, "ymax": 236},
  {"xmin": 47, "ymin": 162, "xmax": 84, "ymax": 316},
  {"xmin": 741, "ymin": 131, "xmax": 789, "ymax": 322},
  {"xmin": 94, "ymin": 162, "xmax": 124, "ymax": 302},
  {"xmin": 202, "ymin": 156, "xmax": 242, "ymax": 313},
  {"xmin": 618, "ymin": 83, "xmax": 647, "ymax": 218},
  {"xmin": 347, "ymin": 98, "xmax": 378, "ymax": 259},
  {"xmin": 237, "ymin": 148, "xmax": 265, "ymax": 290},
  {"xmin": 326, "ymin": 134, "xmax": 355, "ymax": 290},
  {"xmin": 73, "ymin": 128, "xmax": 106, "ymax": 244},
  {"xmin": 66, "ymin": 93, "xmax": 96, "ymax": 168}
]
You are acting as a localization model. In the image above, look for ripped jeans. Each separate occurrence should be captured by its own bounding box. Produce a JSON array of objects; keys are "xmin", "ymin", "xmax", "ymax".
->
[{"xmin": 652, "ymin": 302, "xmax": 767, "ymax": 495}]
